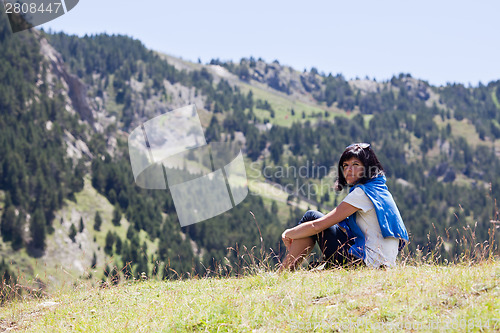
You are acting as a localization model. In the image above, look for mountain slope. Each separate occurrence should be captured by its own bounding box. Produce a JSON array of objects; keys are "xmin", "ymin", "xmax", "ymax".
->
[{"xmin": 1, "ymin": 13, "xmax": 500, "ymax": 293}]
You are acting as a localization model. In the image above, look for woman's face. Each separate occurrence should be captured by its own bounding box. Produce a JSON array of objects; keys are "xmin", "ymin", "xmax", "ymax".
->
[{"xmin": 342, "ymin": 157, "xmax": 365, "ymax": 185}]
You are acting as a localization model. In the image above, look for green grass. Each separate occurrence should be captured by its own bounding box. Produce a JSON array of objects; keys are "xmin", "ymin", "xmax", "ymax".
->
[
  {"xmin": 1, "ymin": 261, "xmax": 499, "ymax": 332},
  {"xmin": 433, "ymin": 115, "xmax": 482, "ymax": 147},
  {"xmin": 363, "ymin": 114, "xmax": 374, "ymax": 129},
  {"xmin": 238, "ymin": 82, "xmax": 341, "ymax": 127}
]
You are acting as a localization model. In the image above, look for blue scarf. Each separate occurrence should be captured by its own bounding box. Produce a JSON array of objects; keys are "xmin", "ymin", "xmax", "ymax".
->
[{"xmin": 338, "ymin": 175, "xmax": 409, "ymax": 259}]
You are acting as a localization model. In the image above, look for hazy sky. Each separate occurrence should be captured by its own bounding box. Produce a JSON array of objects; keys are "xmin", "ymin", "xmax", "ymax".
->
[{"xmin": 39, "ymin": 0, "xmax": 500, "ymax": 87}]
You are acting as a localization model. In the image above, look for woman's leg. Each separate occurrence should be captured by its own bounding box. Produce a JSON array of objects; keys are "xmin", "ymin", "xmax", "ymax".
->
[
  {"xmin": 316, "ymin": 225, "xmax": 356, "ymax": 267},
  {"xmin": 280, "ymin": 236, "xmax": 315, "ymax": 271},
  {"xmin": 280, "ymin": 210, "xmax": 324, "ymax": 271}
]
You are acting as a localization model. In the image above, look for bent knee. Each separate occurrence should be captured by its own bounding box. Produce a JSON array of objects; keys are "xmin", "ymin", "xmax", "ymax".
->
[{"xmin": 298, "ymin": 210, "xmax": 324, "ymax": 225}]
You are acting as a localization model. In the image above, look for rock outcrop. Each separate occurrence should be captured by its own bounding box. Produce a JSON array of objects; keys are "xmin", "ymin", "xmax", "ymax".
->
[{"xmin": 39, "ymin": 36, "xmax": 94, "ymax": 126}]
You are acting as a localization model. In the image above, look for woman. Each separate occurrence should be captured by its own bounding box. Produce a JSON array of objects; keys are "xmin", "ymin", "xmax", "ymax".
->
[{"xmin": 280, "ymin": 143, "xmax": 408, "ymax": 270}]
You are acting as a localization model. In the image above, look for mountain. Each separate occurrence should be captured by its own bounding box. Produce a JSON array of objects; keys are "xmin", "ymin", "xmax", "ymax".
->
[{"xmin": 1, "ymin": 11, "xmax": 500, "ymax": 297}]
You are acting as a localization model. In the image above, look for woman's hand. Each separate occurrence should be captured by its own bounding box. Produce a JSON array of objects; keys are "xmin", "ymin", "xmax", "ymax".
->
[{"xmin": 281, "ymin": 229, "xmax": 293, "ymax": 249}]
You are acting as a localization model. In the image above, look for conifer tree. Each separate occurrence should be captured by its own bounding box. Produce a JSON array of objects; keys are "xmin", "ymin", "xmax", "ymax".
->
[
  {"xmin": 71, "ymin": 159, "xmax": 85, "ymax": 193},
  {"xmin": 11, "ymin": 213, "xmax": 24, "ymax": 251},
  {"xmin": 94, "ymin": 211, "xmax": 102, "ymax": 231},
  {"xmin": 271, "ymin": 201, "xmax": 278, "ymax": 215},
  {"xmin": 117, "ymin": 190, "xmax": 129, "ymax": 209},
  {"xmin": 69, "ymin": 224, "xmax": 77, "ymax": 242},
  {"xmin": 121, "ymin": 240, "xmax": 130, "ymax": 264},
  {"xmin": 104, "ymin": 231, "xmax": 115, "ymax": 255},
  {"xmin": 30, "ymin": 207, "xmax": 46, "ymax": 251},
  {"xmin": 112, "ymin": 204, "xmax": 121, "ymax": 226},
  {"xmin": 79, "ymin": 217, "xmax": 84, "ymax": 232},
  {"xmin": 1, "ymin": 205, "xmax": 16, "ymax": 242},
  {"xmin": 205, "ymin": 116, "xmax": 221, "ymax": 142},
  {"xmin": 108, "ymin": 189, "xmax": 117, "ymax": 204},
  {"xmin": 114, "ymin": 233, "xmax": 122, "ymax": 254},
  {"xmin": 129, "ymin": 239, "xmax": 139, "ymax": 263}
]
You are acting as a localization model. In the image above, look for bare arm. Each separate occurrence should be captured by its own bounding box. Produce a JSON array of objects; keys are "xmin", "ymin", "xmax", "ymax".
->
[{"xmin": 283, "ymin": 202, "xmax": 359, "ymax": 240}]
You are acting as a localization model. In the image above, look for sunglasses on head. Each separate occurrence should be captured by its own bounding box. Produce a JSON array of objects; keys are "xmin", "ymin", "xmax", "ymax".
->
[{"xmin": 346, "ymin": 143, "xmax": 370, "ymax": 150}]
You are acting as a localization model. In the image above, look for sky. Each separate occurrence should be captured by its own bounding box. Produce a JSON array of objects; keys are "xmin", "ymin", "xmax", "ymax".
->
[{"xmin": 37, "ymin": 0, "xmax": 500, "ymax": 87}]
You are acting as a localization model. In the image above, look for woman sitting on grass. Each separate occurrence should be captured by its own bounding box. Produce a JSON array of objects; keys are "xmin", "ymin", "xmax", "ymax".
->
[{"xmin": 280, "ymin": 143, "xmax": 408, "ymax": 270}]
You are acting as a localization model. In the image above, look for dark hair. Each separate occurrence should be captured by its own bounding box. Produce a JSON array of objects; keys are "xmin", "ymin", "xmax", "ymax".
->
[{"xmin": 334, "ymin": 143, "xmax": 384, "ymax": 191}]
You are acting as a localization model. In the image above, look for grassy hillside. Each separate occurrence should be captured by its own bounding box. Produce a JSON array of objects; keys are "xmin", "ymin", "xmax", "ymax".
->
[
  {"xmin": 1, "ymin": 260, "xmax": 499, "ymax": 332},
  {"xmin": 0, "ymin": 176, "xmax": 158, "ymax": 291}
]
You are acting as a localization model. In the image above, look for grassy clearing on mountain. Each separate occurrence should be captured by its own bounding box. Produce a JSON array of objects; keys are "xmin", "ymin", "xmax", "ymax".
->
[
  {"xmin": 433, "ymin": 115, "xmax": 483, "ymax": 148},
  {"xmin": 238, "ymin": 82, "xmax": 335, "ymax": 127}
]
